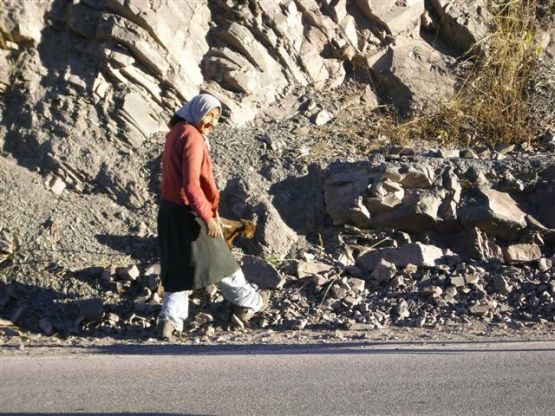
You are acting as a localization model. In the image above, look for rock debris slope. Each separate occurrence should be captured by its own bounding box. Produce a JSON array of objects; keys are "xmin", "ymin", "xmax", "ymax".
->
[{"xmin": 0, "ymin": 1, "xmax": 554, "ymax": 341}]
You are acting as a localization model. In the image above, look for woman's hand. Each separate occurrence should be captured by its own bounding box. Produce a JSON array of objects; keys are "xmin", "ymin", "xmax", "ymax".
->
[{"xmin": 205, "ymin": 218, "xmax": 221, "ymax": 238}]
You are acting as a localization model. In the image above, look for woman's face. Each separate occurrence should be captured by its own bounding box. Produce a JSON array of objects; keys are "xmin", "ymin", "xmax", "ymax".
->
[{"xmin": 198, "ymin": 108, "xmax": 220, "ymax": 135}]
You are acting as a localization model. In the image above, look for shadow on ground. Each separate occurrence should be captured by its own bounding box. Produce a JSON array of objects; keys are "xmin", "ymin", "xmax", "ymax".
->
[
  {"xmin": 94, "ymin": 234, "xmax": 158, "ymax": 264},
  {"xmin": 3, "ymin": 339, "xmax": 554, "ymax": 356},
  {"xmin": 0, "ymin": 280, "xmax": 157, "ymax": 340}
]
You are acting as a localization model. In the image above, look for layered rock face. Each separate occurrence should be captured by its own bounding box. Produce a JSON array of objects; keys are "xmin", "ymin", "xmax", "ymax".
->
[
  {"xmin": 0, "ymin": 0, "xmax": 491, "ymax": 208},
  {"xmin": 0, "ymin": 0, "xmax": 491, "ymax": 124}
]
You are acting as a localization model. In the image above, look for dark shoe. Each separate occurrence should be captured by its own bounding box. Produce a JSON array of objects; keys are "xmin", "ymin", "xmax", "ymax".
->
[
  {"xmin": 232, "ymin": 307, "xmax": 254, "ymax": 326},
  {"xmin": 230, "ymin": 312, "xmax": 247, "ymax": 329},
  {"xmin": 157, "ymin": 320, "xmax": 179, "ymax": 341},
  {"xmin": 231, "ymin": 291, "xmax": 271, "ymax": 327}
]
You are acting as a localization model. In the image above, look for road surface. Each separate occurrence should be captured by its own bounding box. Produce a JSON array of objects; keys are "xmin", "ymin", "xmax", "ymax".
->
[{"xmin": 1, "ymin": 340, "xmax": 554, "ymax": 415}]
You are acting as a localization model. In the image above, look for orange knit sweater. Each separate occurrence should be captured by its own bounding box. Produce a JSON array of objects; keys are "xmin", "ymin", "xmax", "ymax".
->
[{"xmin": 160, "ymin": 122, "xmax": 219, "ymax": 221}]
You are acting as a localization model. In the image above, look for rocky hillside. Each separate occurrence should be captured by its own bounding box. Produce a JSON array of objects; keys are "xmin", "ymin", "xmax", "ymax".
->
[
  {"xmin": 0, "ymin": 0, "xmax": 502, "ymax": 209},
  {"xmin": 0, "ymin": 1, "xmax": 554, "ymax": 343}
]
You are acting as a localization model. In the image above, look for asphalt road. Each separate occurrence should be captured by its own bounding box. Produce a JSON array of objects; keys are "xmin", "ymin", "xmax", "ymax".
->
[{"xmin": 1, "ymin": 340, "xmax": 554, "ymax": 416}]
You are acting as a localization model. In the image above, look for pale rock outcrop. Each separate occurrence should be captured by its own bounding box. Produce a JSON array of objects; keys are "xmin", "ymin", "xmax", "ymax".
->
[
  {"xmin": 355, "ymin": 0, "xmax": 425, "ymax": 37},
  {"xmin": 427, "ymin": 0, "xmax": 491, "ymax": 54},
  {"xmin": 0, "ymin": 0, "xmax": 51, "ymax": 44},
  {"xmin": 503, "ymin": 243, "xmax": 542, "ymax": 264},
  {"xmin": 357, "ymin": 242, "xmax": 452, "ymax": 273},
  {"xmin": 0, "ymin": 0, "xmax": 493, "ymax": 136},
  {"xmin": 367, "ymin": 37, "xmax": 457, "ymax": 115}
]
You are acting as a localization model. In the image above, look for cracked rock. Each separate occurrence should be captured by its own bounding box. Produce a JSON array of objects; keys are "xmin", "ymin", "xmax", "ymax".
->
[
  {"xmin": 503, "ymin": 243, "xmax": 542, "ymax": 264},
  {"xmin": 296, "ymin": 261, "xmax": 334, "ymax": 279},
  {"xmin": 357, "ymin": 242, "xmax": 449, "ymax": 273},
  {"xmin": 369, "ymin": 258, "xmax": 397, "ymax": 282},
  {"xmin": 459, "ymin": 187, "xmax": 527, "ymax": 240},
  {"xmin": 241, "ymin": 255, "xmax": 283, "ymax": 289},
  {"xmin": 313, "ymin": 109, "xmax": 333, "ymax": 126}
]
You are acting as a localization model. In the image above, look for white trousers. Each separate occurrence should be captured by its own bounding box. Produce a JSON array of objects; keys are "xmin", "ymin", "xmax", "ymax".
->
[{"xmin": 159, "ymin": 269, "xmax": 262, "ymax": 331}]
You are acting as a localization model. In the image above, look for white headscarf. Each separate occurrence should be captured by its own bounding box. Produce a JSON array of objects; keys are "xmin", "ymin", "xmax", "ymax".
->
[{"xmin": 175, "ymin": 94, "xmax": 221, "ymax": 129}]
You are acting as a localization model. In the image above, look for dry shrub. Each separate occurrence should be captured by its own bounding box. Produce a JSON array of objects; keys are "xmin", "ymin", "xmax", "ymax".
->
[
  {"xmin": 375, "ymin": 103, "xmax": 469, "ymax": 147},
  {"xmin": 0, "ymin": 31, "xmax": 7, "ymax": 50},
  {"xmin": 386, "ymin": 0, "xmax": 542, "ymax": 146}
]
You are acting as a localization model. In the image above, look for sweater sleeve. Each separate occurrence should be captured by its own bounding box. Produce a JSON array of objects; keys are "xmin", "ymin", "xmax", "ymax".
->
[{"xmin": 182, "ymin": 134, "xmax": 214, "ymax": 221}]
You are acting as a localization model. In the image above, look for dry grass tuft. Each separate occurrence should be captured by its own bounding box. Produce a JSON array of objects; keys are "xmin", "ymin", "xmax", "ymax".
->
[
  {"xmin": 0, "ymin": 31, "xmax": 7, "ymax": 50},
  {"xmin": 385, "ymin": 0, "xmax": 543, "ymax": 146}
]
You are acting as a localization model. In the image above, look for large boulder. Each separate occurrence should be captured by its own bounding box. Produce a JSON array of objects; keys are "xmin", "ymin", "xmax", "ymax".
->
[
  {"xmin": 371, "ymin": 190, "xmax": 445, "ymax": 233},
  {"xmin": 356, "ymin": 242, "xmax": 457, "ymax": 273},
  {"xmin": 354, "ymin": 0, "xmax": 425, "ymax": 37},
  {"xmin": 366, "ymin": 37, "xmax": 457, "ymax": 115},
  {"xmin": 241, "ymin": 255, "xmax": 283, "ymax": 289},
  {"xmin": 427, "ymin": 0, "xmax": 491, "ymax": 54},
  {"xmin": 221, "ymin": 175, "xmax": 299, "ymax": 261},
  {"xmin": 449, "ymin": 227, "xmax": 504, "ymax": 262},
  {"xmin": 503, "ymin": 243, "xmax": 542, "ymax": 264},
  {"xmin": 458, "ymin": 187, "xmax": 527, "ymax": 240},
  {"xmin": 254, "ymin": 198, "xmax": 300, "ymax": 260}
]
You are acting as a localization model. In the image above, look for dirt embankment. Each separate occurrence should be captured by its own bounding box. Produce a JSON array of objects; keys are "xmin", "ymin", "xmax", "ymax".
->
[{"xmin": 0, "ymin": 1, "xmax": 554, "ymax": 346}]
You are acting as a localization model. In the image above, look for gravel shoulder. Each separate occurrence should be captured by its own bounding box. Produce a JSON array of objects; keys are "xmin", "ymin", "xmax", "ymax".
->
[{"xmin": 2, "ymin": 323, "xmax": 554, "ymax": 357}]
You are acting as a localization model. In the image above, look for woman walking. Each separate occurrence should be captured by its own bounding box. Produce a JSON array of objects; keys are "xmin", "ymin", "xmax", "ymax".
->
[{"xmin": 157, "ymin": 94, "xmax": 266, "ymax": 341}]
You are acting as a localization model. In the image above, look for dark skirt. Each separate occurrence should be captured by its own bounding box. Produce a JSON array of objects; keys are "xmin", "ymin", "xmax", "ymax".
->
[{"xmin": 157, "ymin": 199, "xmax": 239, "ymax": 292}]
